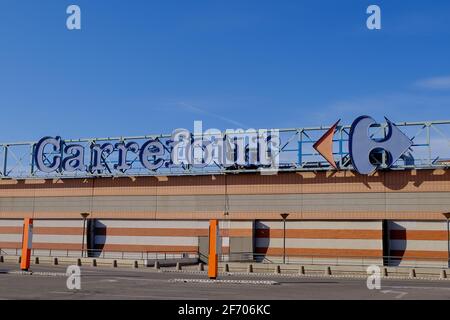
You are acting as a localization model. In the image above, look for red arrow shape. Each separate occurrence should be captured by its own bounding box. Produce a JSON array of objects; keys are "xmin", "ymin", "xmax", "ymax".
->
[{"xmin": 313, "ymin": 120, "xmax": 340, "ymax": 169}]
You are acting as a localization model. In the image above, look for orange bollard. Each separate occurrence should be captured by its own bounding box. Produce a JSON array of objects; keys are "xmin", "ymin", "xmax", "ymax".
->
[
  {"xmin": 208, "ymin": 219, "xmax": 219, "ymax": 279},
  {"xmin": 20, "ymin": 218, "xmax": 33, "ymax": 271}
]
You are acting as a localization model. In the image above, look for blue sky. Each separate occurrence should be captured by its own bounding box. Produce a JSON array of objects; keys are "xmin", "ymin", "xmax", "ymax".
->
[{"xmin": 0, "ymin": 0, "xmax": 450, "ymax": 141}]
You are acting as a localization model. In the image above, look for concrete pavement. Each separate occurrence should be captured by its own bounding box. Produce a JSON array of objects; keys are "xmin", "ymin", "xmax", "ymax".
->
[{"xmin": 1, "ymin": 263, "xmax": 450, "ymax": 300}]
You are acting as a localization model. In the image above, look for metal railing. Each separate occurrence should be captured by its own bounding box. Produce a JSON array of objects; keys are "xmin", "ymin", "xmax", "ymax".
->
[
  {"xmin": 0, "ymin": 248, "xmax": 198, "ymax": 261},
  {"xmin": 1, "ymin": 248, "xmax": 448, "ymax": 269},
  {"xmin": 219, "ymin": 252, "xmax": 273, "ymax": 263},
  {"xmin": 219, "ymin": 252, "xmax": 450, "ymax": 269}
]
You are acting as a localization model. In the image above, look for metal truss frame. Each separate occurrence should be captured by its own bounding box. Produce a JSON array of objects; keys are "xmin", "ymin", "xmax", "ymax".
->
[{"xmin": 0, "ymin": 120, "xmax": 449, "ymax": 180}]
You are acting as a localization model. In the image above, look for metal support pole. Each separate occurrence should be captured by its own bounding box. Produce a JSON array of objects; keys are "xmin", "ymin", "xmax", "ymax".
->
[
  {"xmin": 283, "ymin": 219, "xmax": 286, "ymax": 264},
  {"xmin": 297, "ymin": 130, "xmax": 303, "ymax": 166},
  {"xmin": 29, "ymin": 144, "xmax": 35, "ymax": 176},
  {"xmin": 447, "ymin": 218, "xmax": 449, "ymax": 268},
  {"xmin": 20, "ymin": 218, "xmax": 33, "ymax": 271},
  {"xmin": 3, "ymin": 146, "xmax": 9, "ymax": 177},
  {"xmin": 3, "ymin": 146, "xmax": 8, "ymax": 177},
  {"xmin": 280, "ymin": 213, "xmax": 289, "ymax": 265},
  {"xmin": 208, "ymin": 219, "xmax": 219, "ymax": 279},
  {"xmin": 80, "ymin": 212, "xmax": 90, "ymax": 258},
  {"xmin": 339, "ymin": 126, "xmax": 343, "ymax": 167},
  {"xmin": 81, "ymin": 218, "xmax": 86, "ymax": 257},
  {"xmin": 426, "ymin": 124, "xmax": 432, "ymax": 166}
]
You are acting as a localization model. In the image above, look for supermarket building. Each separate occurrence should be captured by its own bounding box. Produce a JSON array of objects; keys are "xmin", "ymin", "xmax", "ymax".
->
[{"xmin": 0, "ymin": 116, "xmax": 449, "ymax": 267}]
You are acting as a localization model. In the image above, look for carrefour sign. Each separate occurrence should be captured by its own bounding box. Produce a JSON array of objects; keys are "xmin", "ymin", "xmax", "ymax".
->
[
  {"xmin": 34, "ymin": 125, "xmax": 281, "ymax": 175},
  {"xmin": 312, "ymin": 115, "xmax": 413, "ymax": 175},
  {"xmin": 33, "ymin": 116, "xmax": 413, "ymax": 176},
  {"xmin": 349, "ymin": 116, "xmax": 413, "ymax": 174}
]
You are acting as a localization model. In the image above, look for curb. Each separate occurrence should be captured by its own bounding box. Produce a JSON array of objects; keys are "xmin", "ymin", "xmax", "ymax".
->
[
  {"xmin": 7, "ymin": 271, "xmax": 69, "ymax": 277},
  {"xmin": 223, "ymin": 272, "xmax": 450, "ymax": 282},
  {"xmin": 160, "ymin": 268, "xmax": 450, "ymax": 281},
  {"xmin": 169, "ymin": 279, "xmax": 279, "ymax": 285}
]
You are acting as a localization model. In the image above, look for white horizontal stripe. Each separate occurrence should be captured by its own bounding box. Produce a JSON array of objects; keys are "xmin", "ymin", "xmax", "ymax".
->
[
  {"xmin": 0, "ymin": 219, "xmax": 23, "ymax": 227},
  {"xmin": 95, "ymin": 220, "xmax": 209, "ymax": 229},
  {"xmin": 0, "ymin": 234, "xmax": 22, "ymax": 242},
  {"xmin": 390, "ymin": 240, "xmax": 448, "ymax": 251},
  {"xmin": 389, "ymin": 221, "xmax": 447, "ymax": 231},
  {"xmin": 219, "ymin": 221, "xmax": 253, "ymax": 229},
  {"xmin": 33, "ymin": 220, "xmax": 84, "ymax": 227},
  {"xmin": 256, "ymin": 238, "xmax": 382, "ymax": 250},
  {"xmin": 256, "ymin": 221, "xmax": 381, "ymax": 230},
  {"xmin": 94, "ymin": 235, "xmax": 199, "ymax": 246},
  {"xmin": 33, "ymin": 234, "xmax": 84, "ymax": 243}
]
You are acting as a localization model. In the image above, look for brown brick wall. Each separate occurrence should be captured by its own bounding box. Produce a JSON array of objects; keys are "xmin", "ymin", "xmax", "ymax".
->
[{"xmin": 0, "ymin": 169, "xmax": 448, "ymax": 220}]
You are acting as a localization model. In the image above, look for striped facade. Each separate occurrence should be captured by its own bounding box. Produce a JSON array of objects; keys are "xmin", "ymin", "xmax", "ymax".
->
[
  {"xmin": 94, "ymin": 220, "xmax": 209, "ymax": 254},
  {"xmin": 388, "ymin": 221, "xmax": 449, "ymax": 266},
  {"xmin": 0, "ymin": 219, "xmax": 86, "ymax": 256},
  {"xmin": 0, "ymin": 169, "xmax": 449, "ymax": 266},
  {"xmin": 92, "ymin": 220, "xmax": 253, "ymax": 259},
  {"xmin": 255, "ymin": 221, "xmax": 383, "ymax": 264}
]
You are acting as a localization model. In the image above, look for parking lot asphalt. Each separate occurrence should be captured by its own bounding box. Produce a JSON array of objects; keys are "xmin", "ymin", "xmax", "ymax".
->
[{"xmin": 1, "ymin": 263, "xmax": 450, "ymax": 300}]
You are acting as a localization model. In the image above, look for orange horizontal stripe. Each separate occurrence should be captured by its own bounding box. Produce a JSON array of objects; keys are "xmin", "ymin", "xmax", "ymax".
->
[
  {"xmin": 390, "ymin": 230, "xmax": 448, "ymax": 241},
  {"xmin": 34, "ymin": 227, "xmax": 83, "ymax": 235},
  {"xmin": 255, "ymin": 247, "xmax": 383, "ymax": 258},
  {"xmin": 255, "ymin": 229, "xmax": 382, "ymax": 240},
  {"xmin": 0, "ymin": 226, "xmax": 22, "ymax": 234},
  {"xmin": 0, "ymin": 226, "xmax": 83, "ymax": 235},
  {"xmin": 0, "ymin": 169, "xmax": 449, "ymax": 196},
  {"xmin": 0, "ymin": 211, "xmax": 448, "ymax": 220},
  {"xmin": 95, "ymin": 228, "xmax": 253, "ymax": 237},
  {"xmin": 95, "ymin": 228, "xmax": 208, "ymax": 237},
  {"xmin": 94, "ymin": 244, "xmax": 198, "ymax": 253},
  {"xmin": 390, "ymin": 250, "xmax": 448, "ymax": 260},
  {"xmin": 0, "ymin": 242, "xmax": 21, "ymax": 249},
  {"xmin": 1, "ymin": 242, "xmax": 82, "ymax": 250},
  {"xmin": 32, "ymin": 243, "xmax": 82, "ymax": 250}
]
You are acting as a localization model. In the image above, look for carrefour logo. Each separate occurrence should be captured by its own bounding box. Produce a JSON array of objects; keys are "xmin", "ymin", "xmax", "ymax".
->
[
  {"xmin": 349, "ymin": 116, "xmax": 413, "ymax": 174},
  {"xmin": 314, "ymin": 115, "xmax": 413, "ymax": 175}
]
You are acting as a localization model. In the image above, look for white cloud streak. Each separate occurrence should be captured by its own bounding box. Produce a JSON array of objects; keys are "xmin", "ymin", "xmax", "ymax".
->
[
  {"xmin": 176, "ymin": 102, "xmax": 248, "ymax": 128},
  {"xmin": 415, "ymin": 76, "xmax": 450, "ymax": 90}
]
